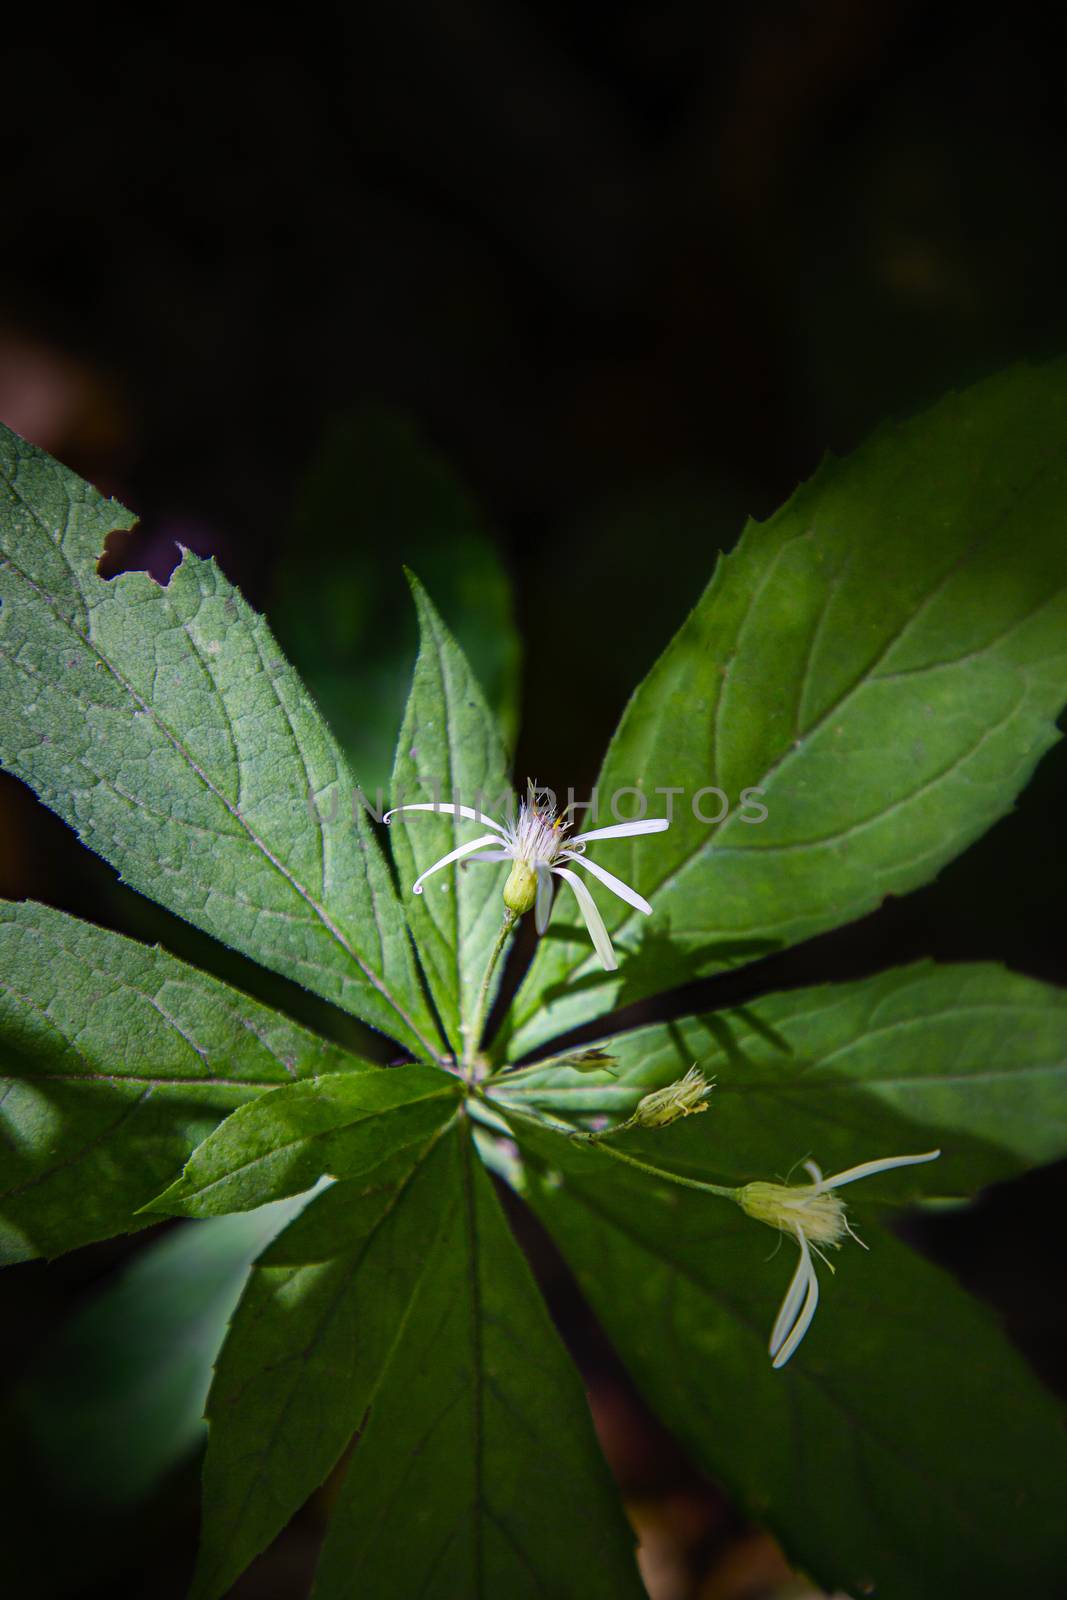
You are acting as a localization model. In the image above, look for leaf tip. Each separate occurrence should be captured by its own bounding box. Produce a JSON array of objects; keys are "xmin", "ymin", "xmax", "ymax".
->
[
  {"xmin": 402, "ymin": 564, "xmax": 430, "ymax": 607},
  {"xmin": 136, "ymin": 1180, "xmax": 190, "ymax": 1218}
]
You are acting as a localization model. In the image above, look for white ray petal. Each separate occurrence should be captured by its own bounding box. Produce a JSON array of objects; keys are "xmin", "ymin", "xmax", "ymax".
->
[
  {"xmin": 772, "ymin": 1233, "xmax": 820, "ymax": 1369},
  {"xmin": 465, "ymin": 850, "xmax": 512, "ymax": 863},
  {"xmin": 384, "ymin": 802, "xmax": 507, "ymax": 835},
  {"xmin": 553, "ymin": 866, "xmax": 617, "ymax": 971},
  {"xmin": 561, "ymin": 851, "xmax": 652, "ymax": 915},
  {"xmin": 534, "ymin": 864, "xmax": 554, "ymax": 935},
  {"xmin": 802, "ymin": 1159, "xmax": 823, "ymax": 1184},
  {"xmin": 816, "ymin": 1150, "xmax": 941, "ymax": 1192},
  {"xmin": 571, "ymin": 819, "xmax": 670, "ymax": 844},
  {"xmin": 412, "ymin": 834, "xmax": 500, "ymax": 894},
  {"xmin": 769, "ymin": 1242, "xmax": 810, "ymax": 1360}
]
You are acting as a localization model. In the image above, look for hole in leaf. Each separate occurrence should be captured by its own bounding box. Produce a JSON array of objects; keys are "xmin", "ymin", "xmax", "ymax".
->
[{"xmin": 96, "ymin": 517, "xmax": 225, "ymax": 584}]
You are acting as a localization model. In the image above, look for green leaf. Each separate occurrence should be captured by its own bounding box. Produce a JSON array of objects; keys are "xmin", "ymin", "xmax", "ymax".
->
[
  {"xmin": 312, "ymin": 1123, "xmax": 642, "ymax": 1600},
  {"xmin": 193, "ymin": 1122, "xmax": 641, "ymax": 1600},
  {"xmin": 0, "ymin": 424, "xmax": 442, "ymax": 1060},
  {"xmin": 273, "ymin": 406, "xmax": 521, "ymax": 793},
  {"xmin": 148, "ymin": 1065, "xmax": 461, "ymax": 1217},
  {"xmin": 493, "ymin": 961, "xmax": 1067, "ymax": 1197},
  {"xmin": 0, "ymin": 900, "xmax": 369, "ymax": 1263},
  {"xmin": 509, "ymin": 361, "xmax": 1067, "ymax": 1052},
  {"xmin": 189, "ymin": 1129, "xmax": 459, "ymax": 1600},
  {"xmin": 510, "ymin": 1115, "xmax": 1067, "ymax": 1600},
  {"xmin": 16, "ymin": 1191, "xmax": 317, "ymax": 1506},
  {"xmin": 389, "ymin": 575, "xmax": 514, "ymax": 1058}
]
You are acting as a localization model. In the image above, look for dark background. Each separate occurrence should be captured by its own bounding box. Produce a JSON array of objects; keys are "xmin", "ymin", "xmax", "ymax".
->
[{"xmin": 1, "ymin": 4, "xmax": 1066, "ymax": 1596}]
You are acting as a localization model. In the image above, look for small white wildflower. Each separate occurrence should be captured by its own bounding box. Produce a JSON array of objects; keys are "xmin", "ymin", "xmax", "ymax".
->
[
  {"xmin": 738, "ymin": 1149, "xmax": 941, "ymax": 1369},
  {"xmin": 384, "ymin": 781, "xmax": 668, "ymax": 971}
]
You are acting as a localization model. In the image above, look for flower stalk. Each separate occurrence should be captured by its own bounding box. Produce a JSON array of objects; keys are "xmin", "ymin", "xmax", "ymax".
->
[
  {"xmin": 574, "ymin": 1133, "xmax": 737, "ymax": 1197},
  {"xmin": 464, "ymin": 910, "xmax": 517, "ymax": 1069}
]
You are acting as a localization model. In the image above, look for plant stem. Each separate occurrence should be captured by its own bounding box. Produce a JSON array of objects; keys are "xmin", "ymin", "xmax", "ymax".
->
[
  {"xmin": 492, "ymin": 1096, "xmax": 738, "ymax": 1201},
  {"xmin": 584, "ymin": 1137, "xmax": 737, "ymax": 1199},
  {"xmin": 485, "ymin": 1095, "xmax": 578, "ymax": 1139},
  {"xmin": 465, "ymin": 911, "xmax": 517, "ymax": 1067}
]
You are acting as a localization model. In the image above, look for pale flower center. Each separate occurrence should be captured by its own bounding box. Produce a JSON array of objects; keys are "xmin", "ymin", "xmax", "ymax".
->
[
  {"xmin": 738, "ymin": 1182, "xmax": 849, "ymax": 1247},
  {"xmin": 506, "ymin": 800, "xmax": 582, "ymax": 870}
]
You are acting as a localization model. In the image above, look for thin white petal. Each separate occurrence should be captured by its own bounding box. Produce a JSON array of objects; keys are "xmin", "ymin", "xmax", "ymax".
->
[
  {"xmin": 562, "ymin": 852, "xmax": 652, "ymax": 914},
  {"xmin": 534, "ymin": 864, "xmax": 554, "ymax": 935},
  {"xmin": 769, "ymin": 1243, "xmax": 810, "ymax": 1360},
  {"xmin": 772, "ymin": 1234, "xmax": 819, "ymax": 1368},
  {"xmin": 412, "ymin": 834, "xmax": 500, "ymax": 894},
  {"xmin": 554, "ymin": 866, "xmax": 617, "ymax": 971},
  {"xmin": 464, "ymin": 850, "xmax": 511, "ymax": 863},
  {"xmin": 818, "ymin": 1150, "xmax": 941, "ymax": 1192},
  {"xmin": 384, "ymin": 802, "xmax": 507, "ymax": 835},
  {"xmin": 571, "ymin": 819, "xmax": 670, "ymax": 844},
  {"xmin": 802, "ymin": 1159, "xmax": 823, "ymax": 1184}
]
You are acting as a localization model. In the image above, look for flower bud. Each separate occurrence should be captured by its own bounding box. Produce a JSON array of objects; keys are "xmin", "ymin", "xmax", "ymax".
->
[
  {"xmin": 503, "ymin": 860, "xmax": 537, "ymax": 915},
  {"xmin": 632, "ymin": 1066, "xmax": 712, "ymax": 1129},
  {"xmin": 737, "ymin": 1181, "xmax": 847, "ymax": 1247},
  {"xmin": 559, "ymin": 1048, "xmax": 619, "ymax": 1076}
]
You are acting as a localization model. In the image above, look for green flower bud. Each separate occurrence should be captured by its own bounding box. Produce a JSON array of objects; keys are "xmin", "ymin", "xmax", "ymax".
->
[
  {"xmin": 503, "ymin": 860, "xmax": 537, "ymax": 915},
  {"xmin": 632, "ymin": 1065, "xmax": 712, "ymax": 1129},
  {"xmin": 559, "ymin": 1048, "xmax": 620, "ymax": 1076}
]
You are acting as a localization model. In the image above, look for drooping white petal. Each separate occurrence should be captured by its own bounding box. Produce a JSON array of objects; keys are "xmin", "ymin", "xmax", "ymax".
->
[
  {"xmin": 412, "ymin": 834, "xmax": 500, "ymax": 894},
  {"xmin": 802, "ymin": 1159, "xmax": 823, "ymax": 1184},
  {"xmin": 816, "ymin": 1149, "xmax": 941, "ymax": 1193},
  {"xmin": 384, "ymin": 802, "xmax": 507, "ymax": 834},
  {"xmin": 571, "ymin": 819, "xmax": 670, "ymax": 844},
  {"xmin": 553, "ymin": 866, "xmax": 617, "ymax": 971},
  {"xmin": 534, "ymin": 864, "xmax": 554, "ymax": 935},
  {"xmin": 562, "ymin": 852, "xmax": 652, "ymax": 915},
  {"xmin": 771, "ymin": 1233, "xmax": 820, "ymax": 1369},
  {"xmin": 769, "ymin": 1242, "xmax": 811, "ymax": 1361},
  {"xmin": 464, "ymin": 850, "xmax": 512, "ymax": 864}
]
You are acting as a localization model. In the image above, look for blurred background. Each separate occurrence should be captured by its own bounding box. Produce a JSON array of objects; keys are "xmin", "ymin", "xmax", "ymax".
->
[{"xmin": 1, "ymin": 3, "xmax": 1066, "ymax": 1595}]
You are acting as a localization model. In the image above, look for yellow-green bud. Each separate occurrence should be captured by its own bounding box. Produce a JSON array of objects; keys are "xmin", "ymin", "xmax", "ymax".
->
[
  {"xmin": 503, "ymin": 860, "xmax": 537, "ymax": 915},
  {"xmin": 559, "ymin": 1048, "xmax": 620, "ymax": 1076},
  {"xmin": 632, "ymin": 1065, "xmax": 712, "ymax": 1129},
  {"xmin": 737, "ymin": 1181, "xmax": 847, "ymax": 1247}
]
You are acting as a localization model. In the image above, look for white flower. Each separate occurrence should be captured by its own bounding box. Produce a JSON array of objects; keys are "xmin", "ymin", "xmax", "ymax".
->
[
  {"xmin": 384, "ymin": 782, "xmax": 668, "ymax": 971},
  {"xmin": 738, "ymin": 1148, "xmax": 941, "ymax": 1369}
]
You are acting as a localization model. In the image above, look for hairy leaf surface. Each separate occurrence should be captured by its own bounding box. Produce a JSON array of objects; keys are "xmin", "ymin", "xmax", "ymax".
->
[
  {"xmin": 193, "ymin": 1121, "xmax": 641, "ymax": 1600},
  {"xmin": 389, "ymin": 575, "xmax": 513, "ymax": 1058},
  {"xmin": 149, "ymin": 1065, "xmax": 460, "ymax": 1217},
  {"xmin": 313, "ymin": 1123, "xmax": 642, "ymax": 1600},
  {"xmin": 0, "ymin": 900, "xmax": 366, "ymax": 1262},
  {"xmin": 189, "ymin": 1130, "xmax": 456, "ymax": 1600},
  {"xmin": 509, "ymin": 363, "xmax": 1067, "ymax": 1051},
  {"xmin": 0, "ymin": 426, "xmax": 441, "ymax": 1058}
]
